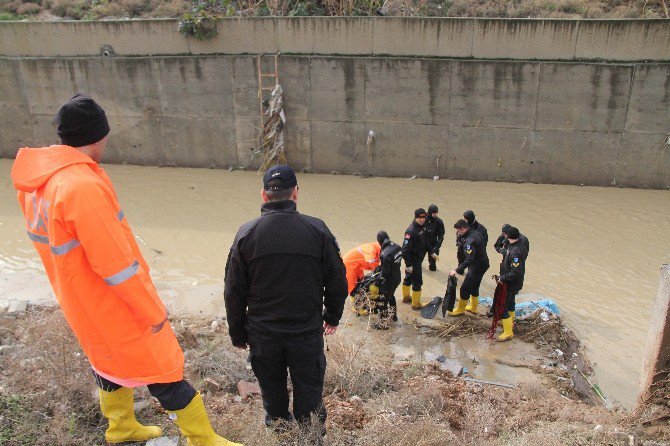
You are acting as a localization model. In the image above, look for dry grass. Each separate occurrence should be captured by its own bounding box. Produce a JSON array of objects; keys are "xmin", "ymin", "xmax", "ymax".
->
[
  {"xmin": 2, "ymin": 307, "xmax": 670, "ymax": 445},
  {"xmin": 0, "ymin": 0, "xmax": 667, "ymax": 19}
]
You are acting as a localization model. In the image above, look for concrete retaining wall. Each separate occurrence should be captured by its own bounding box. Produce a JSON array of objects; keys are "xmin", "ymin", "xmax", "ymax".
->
[
  {"xmin": 639, "ymin": 265, "xmax": 670, "ymax": 403},
  {"xmin": 1, "ymin": 54, "xmax": 668, "ymax": 188},
  {"xmin": 1, "ymin": 18, "xmax": 670, "ymax": 62}
]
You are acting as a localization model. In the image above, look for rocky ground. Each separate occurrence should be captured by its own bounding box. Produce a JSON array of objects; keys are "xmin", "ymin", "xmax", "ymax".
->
[{"xmin": 0, "ymin": 305, "xmax": 669, "ymax": 445}]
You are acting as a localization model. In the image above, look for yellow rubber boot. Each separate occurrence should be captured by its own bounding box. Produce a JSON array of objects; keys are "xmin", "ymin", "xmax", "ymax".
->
[
  {"xmin": 402, "ymin": 285, "xmax": 411, "ymax": 303},
  {"xmin": 465, "ymin": 295, "xmax": 479, "ymax": 314},
  {"xmin": 448, "ymin": 297, "xmax": 469, "ymax": 316},
  {"xmin": 411, "ymin": 290, "xmax": 423, "ymax": 310},
  {"xmin": 168, "ymin": 392, "xmax": 243, "ymax": 446},
  {"xmin": 99, "ymin": 387, "xmax": 162, "ymax": 444},
  {"xmin": 497, "ymin": 316, "xmax": 514, "ymax": 342}
]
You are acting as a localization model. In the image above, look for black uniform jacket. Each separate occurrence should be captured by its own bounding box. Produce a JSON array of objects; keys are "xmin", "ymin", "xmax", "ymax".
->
[
  {"xmin": 494, "ymin": 233, "xmax": 530, "ymax": 258},
  {"xmin": 499, "ymin": 241, "xmax": 526, "ymax": 290},
  {"xmin": 455, "ymin": 229, "xmax": 490, "ymax": 275},
  {"xmin": 470, "ymin": 220, "xmax": 488, "ymax": 246},
  {"xmin": 379, "ymin": 239, "xmax": 402, "ymax": 292},
  {"xmin": 425, "ymin": 215, "xmax": 445, "ymax": 254},
  {"xmin": 402, "ymin": 220, "xmax": 427, "ymax": 265},
  {"xmin": 224, "ymin": 200, "xmax": 347, "ymax": 347}
]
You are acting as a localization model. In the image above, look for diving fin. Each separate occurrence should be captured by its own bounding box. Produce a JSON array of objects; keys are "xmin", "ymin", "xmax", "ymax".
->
[{"xmin": 419, "ymin": 296, "xmax": 443, "ymax": 319}]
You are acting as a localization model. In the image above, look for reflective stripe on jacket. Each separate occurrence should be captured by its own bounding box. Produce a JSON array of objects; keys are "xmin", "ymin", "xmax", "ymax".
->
[{"xmin": 11, "ymin": 145, "xmax": 183, "ymax": 384}]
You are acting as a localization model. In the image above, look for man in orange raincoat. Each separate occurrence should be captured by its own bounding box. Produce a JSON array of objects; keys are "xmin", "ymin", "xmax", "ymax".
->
[
  {"xmin": 342, "ymin": 241, "xmax": 381, "ymax": 314},
  {"xmin": 11, "ymin": 94, "xmax": 242, "ymax": 446}
]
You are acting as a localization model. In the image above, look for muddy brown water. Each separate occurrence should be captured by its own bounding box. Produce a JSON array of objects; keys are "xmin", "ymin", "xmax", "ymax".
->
[{"xmin": 1, "ymin": 159, "xmax": 668, "ymax": 408}]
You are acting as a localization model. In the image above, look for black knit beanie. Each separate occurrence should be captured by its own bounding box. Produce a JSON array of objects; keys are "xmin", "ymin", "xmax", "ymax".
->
[
  {"xmin": 463, "ymin": 210, "xmax": 475, "ymax": 225},
  {"xmin": 506, "ymin": 227, "xmax": 520, "ymax": 240},
  {"xmin": 56, "ymin": 94, "xmax": 110, "ymax": 147}
]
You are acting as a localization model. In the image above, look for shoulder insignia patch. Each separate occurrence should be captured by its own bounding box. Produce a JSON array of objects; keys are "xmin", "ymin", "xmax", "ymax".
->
[
  {"xmin": 405, "ymin": 234, "xmax": 411, "ymax": 239},
  {"xmin": 513, "ymin": 257, "xmax": 519, "ymax": 263}
]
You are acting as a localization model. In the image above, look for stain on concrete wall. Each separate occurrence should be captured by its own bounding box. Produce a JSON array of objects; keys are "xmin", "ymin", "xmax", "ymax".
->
[{"xmin": 1, "ymin": 55, "xmax": 668, "ymax": 188}]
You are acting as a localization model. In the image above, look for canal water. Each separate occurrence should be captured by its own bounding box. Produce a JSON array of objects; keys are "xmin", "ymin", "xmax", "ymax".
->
[{"xmin": 1, "ymin": 158, "xmax": 668, "ymax": 407}]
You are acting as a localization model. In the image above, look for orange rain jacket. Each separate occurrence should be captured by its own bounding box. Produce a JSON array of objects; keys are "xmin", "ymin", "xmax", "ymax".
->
[
  {"xmin": 342, "ymin": 242, "xmax": 381, "ymax": 294},
  {"xmin": 11, "ymin": 145, "xmax": 183, "ymax": 385}
]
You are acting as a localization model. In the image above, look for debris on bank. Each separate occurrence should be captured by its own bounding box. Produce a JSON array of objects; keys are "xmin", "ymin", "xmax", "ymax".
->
[
  {"xmin": 2, "ymin": 306, "xmax": 670, "ymax": 445},
  {"xmin": 415, "ymin": 300, "xmax": 607, "ymax": 407}
]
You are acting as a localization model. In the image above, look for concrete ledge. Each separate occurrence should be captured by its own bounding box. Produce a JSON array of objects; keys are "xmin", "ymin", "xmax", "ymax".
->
[
  {"xmin": 1, "ymin": 18, "xmax": 670, "ymax": 62},
  {"xmin": 576, "ymin": 20, "xmax": 670, "ymax": 62}
]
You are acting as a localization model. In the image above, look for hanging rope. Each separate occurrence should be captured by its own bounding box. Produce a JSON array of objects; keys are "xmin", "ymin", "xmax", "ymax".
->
[{"xmin": 256, "ymin": 84, "xmax": 287, "ymax": 173}]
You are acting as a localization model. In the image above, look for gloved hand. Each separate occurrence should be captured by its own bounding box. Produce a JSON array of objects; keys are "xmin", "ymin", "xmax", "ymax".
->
[{"xmin": 405, "ymin": 266, "xmax": 413, "ymax": 275}]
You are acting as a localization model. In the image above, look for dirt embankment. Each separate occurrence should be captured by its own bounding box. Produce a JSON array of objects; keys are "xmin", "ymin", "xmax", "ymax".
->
[
  {"xmin": 0, "ymin": 307, "xmax": 669, "ymax": 445},
  {"xmin": 0, "ymin": 0, "xmax": 668, "ymax": 22}
]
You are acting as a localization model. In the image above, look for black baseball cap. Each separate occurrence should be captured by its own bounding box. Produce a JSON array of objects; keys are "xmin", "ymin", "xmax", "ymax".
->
[{"xmin": 263, "ymin": 165, "xmax": 298, "ymax": 191}]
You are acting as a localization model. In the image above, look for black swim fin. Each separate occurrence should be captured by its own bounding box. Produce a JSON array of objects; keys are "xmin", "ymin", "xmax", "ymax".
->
[{"xmin": 419, "ymin": 296, "xmax": 443, "ymax": 319}]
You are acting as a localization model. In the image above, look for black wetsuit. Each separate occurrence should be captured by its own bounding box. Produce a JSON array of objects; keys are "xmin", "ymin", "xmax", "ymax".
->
[
  {"xmin": 455, "ymin": 228, "xmax": 490, "ymax": 300},
  {"xmin": 379, "ymin": 239, "xmax": 402, "ymax": 318},
  {"xmin": 402, "ymin": 220, "xmax": 427, "ymax": 292},
  {"xmin": 425, "ymin": 214, "xmax": 445, "ymax": 271},
  {"xmin": 498, "ymin": 240, "xmax": 526, "ymax": 319}
]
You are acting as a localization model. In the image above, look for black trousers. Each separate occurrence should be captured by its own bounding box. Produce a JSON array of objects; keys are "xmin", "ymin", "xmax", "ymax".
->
[
  {"xmin": 501, "ymin": 287, "xmax": 520, "ymax": 319},
  {"xmin": 460, "ymin": 267, "xmax": 488, "ymax": 300},
  {"xmin": 93, "ymin": 371, "xmax": 196, "ymax": 411},
  {"xmin": 249, "ymin": 330, "xmax": 327, "ymax": 425},
  {"xmin": 402, "ymin": 260, "xmax": 423, "ymax": 291}
]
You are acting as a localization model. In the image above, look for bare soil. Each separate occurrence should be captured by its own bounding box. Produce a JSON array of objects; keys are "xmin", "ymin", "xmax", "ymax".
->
[{"xmin": 0, "ymin": 307, "xmax": 669, "ymax": 445}]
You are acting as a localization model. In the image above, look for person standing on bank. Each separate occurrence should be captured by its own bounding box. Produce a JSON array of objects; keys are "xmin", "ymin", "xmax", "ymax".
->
[
  {"xmin": 494, "ymin": 226, "xmax": 527, "ymax": 341},
  {"xmin": 463, "ymin": 210, "xmax": 488, "ymax": 246},
  {"xmin": 494, "ymin": 223, "xmax": 530, "ymax": 260},
  {"xmin": 10, "ymin": 94, "xmax": 241, "ymax": 446},
  {"xmin": 224, "ymin": 165, "xmax": 347, "ymax": 434},
  {"xmin": 402, "ymin": 208, "xmax": 428, "ymax": 310},
  {"xmin": 376, "ymin": 230, "xmax": 403, "ymax": 322},
  {"xmin": 449, "ymin": 219, "xmax": 490, "ymax": 316},
  {"xmin": 425, "ymin": 204, "xmax": 445, "ymax": 272}
]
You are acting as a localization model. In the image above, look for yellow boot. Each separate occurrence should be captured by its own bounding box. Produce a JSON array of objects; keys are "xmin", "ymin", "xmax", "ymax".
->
[
  {"xmin": 411, "ymin": 290, "xmax": 423, "ymax": 310},
  {"xmin": 448, "ymin": 298, "xmax": 469, "ymax": 316},
  {"xmin": 465, "ymin": 295, "xmax": 478, "ymax": 315},
  {"xmin": 497, "ymin": 316, "xmax": 514, "ymax": 342},
  {"xmin": 168, "ymin": 392, "xmax": 243, "ymax": 446},
  {"xmin": 402, "ymin": 285, "xmax": 411, "ymax": 303},
  {"xmin": 98, "ymin": 387, "xmax": 162, "ymax": 444}
]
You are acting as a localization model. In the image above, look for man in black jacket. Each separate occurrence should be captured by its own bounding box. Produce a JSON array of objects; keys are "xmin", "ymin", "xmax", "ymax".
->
[
  {"xmin": 425, "ymin": 204, "xmax": 445, "ymax": 272},
  {"xmin": 494, "ymin": 226, "xmax": 526, "ymax": 341},
  {"xmin": 402, "ymin": 209, "xmax": 428, "ymax": 310},
  {"xmin": 224, "ymin": 165, "xmax": 347, "ymax": 434},
  {"xmin": 463, "ymin": 210, "xmax": 488, "ymax": 246},
  {"xmin": 376, "ymin": 230, "xmax": 402, "ymax": 323},
  {"xmin": 495, "ymin": 223, "xmax": 530, "ymax": 260},
  {"xmin": 449, "ymin": 219, "xmax": 490, "ymax": 316}
]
